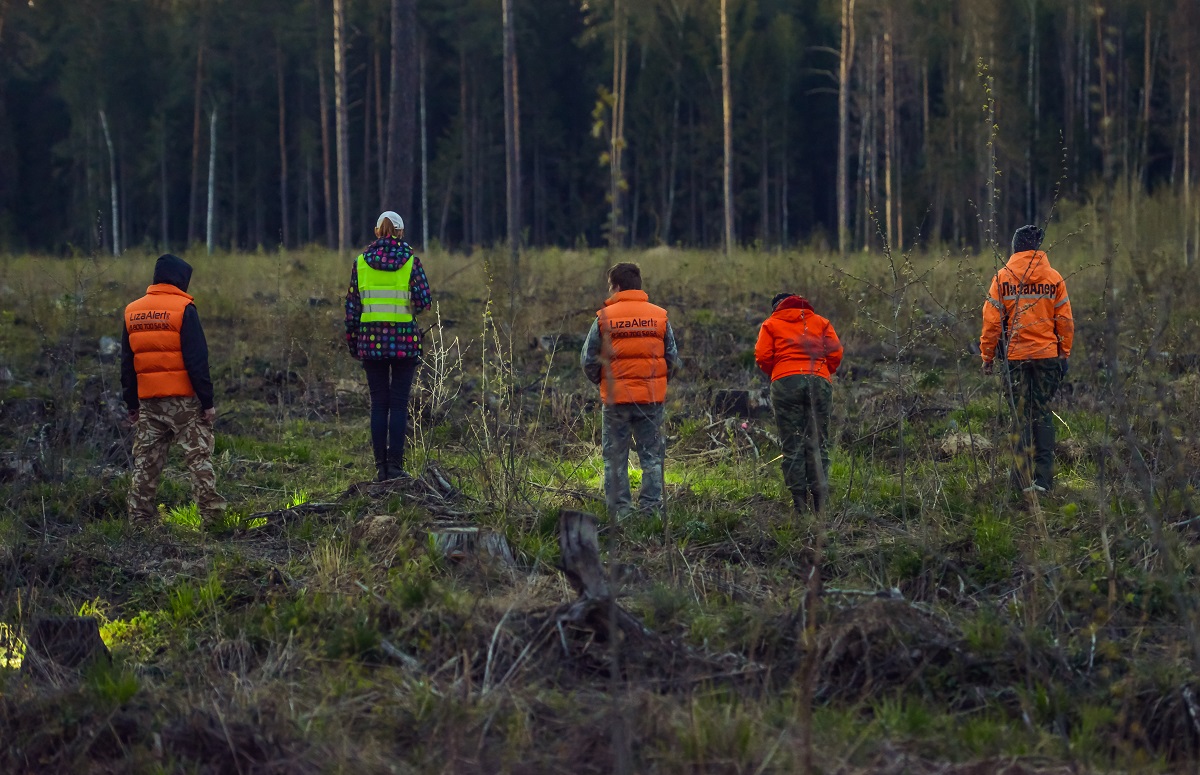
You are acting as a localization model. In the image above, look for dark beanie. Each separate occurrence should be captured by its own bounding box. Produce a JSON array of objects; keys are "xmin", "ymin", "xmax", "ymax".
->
[
  {"xmin": 771, "ymin": 292, "xmax": 796, "ymax": 311},
  {"xmin": 1012, "ymin": 225, "xmax": 1044, "ymax": 254}
]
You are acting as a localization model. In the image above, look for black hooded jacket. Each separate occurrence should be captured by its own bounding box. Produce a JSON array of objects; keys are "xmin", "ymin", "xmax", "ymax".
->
[{"xmin": 121, "ymin": 254, "xmax": 215, "ymax": 411}]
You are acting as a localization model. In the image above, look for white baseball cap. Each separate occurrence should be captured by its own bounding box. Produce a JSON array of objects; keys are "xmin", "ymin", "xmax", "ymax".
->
[{"xmin": 376, "ymin": 211, "xmax": 404, "ymax": 230}]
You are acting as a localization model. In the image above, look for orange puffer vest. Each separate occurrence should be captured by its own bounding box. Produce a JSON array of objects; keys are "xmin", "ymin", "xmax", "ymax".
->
[
  {"xmin": 125, "ymin": 284, "xmax": 196, "ymax": 399},
  {"xmin": 597, "ymin": 290, "xmax": 669, "ymax": 405}
]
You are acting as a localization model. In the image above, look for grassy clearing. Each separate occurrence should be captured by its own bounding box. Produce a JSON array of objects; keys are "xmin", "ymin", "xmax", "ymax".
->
[{"xmin": 1, "ymin": 234, "xmax": 1200, "ymax": 772}]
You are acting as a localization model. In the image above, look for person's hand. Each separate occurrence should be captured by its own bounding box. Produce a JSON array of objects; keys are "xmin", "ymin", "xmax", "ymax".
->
[
  {"xmin": 982, "ymin": 361, "xmax": 994, "ymax": 376},
  {"xmin": 1059, "ymin": 358, "xmax": 1069, "ymax": 377},
  {"xmin": 126, "ymin": 410, "xmax": 139, "ymax": 425},
  {"xmin": 202, "ymin": 407, "xmax": 216, "ymax": 425}
]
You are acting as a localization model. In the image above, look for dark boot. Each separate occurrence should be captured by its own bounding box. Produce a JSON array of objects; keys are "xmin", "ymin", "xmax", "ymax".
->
[
  {"xmin": 376, "ymin": 465, "xmax": 391, "ymax": 483},
  {"xmin": 792, "ymin": 490, "xmax": 812, "ymax": 514},
  {"xmin": 385, "ymin": 451, "xmax": 409, "ymax": 481}
]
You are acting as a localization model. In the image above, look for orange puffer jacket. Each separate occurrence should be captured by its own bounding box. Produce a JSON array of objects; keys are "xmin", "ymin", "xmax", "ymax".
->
[
  {"xmin": 980, "ymin": 251, "xmax": 1074, "ymax": 363},
  {"xmin": 755, "ymin": 296, "xmax": 843, "ymax": 383},
  {"xmin": 597, "ymin": 290, "xmax": 669, "ymax": 405},
  {"xmin": 125, "ymin": 284, "xmax": 196, "ymax": 399}
]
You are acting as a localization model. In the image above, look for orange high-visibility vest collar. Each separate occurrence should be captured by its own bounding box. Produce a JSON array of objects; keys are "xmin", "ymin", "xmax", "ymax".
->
[
  {"xmin": 597, "ymin": 290, "xmax": 669, "ymax": 405},
  {"xmin": 125, "ymin": 284, "xmax": 196, "ymax": 399}
]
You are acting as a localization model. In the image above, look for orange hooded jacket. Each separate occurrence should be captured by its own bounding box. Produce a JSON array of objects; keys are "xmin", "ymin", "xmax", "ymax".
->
[
  {"xmin": 980, "ymin": 251, "xmax": 1073, "ymax": 363},
  {"xmin": 755, "ymin": 296, "xmax": 843, "ymax": 383}
]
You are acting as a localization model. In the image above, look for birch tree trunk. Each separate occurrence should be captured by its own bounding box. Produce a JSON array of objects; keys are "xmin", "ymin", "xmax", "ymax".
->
[
  {"xmin": 837, "ymin": 0, "xmax": 856, "ymax": 255},
  {"xmin": 720, "ymin": 0, "xmax": 734, "ymax": 257},
  {"xmin": 276, "ymin": 43, "xmax": 289, "ymax": 249},
  {"xmin": 207, "ymin": 107, "xmax": 217, "ymax": 255},
  {"xmin": 502, "ymin": 0, "xmax": 521, "ymax": 302},
  {"xmin": 333, "ymin": 0, "xmax": 351, "ymax": 252},
  {"xmin": 883, "ymin": 25, "xmax": 896, "ymax": 252},
  {"xmin": 99, "ymin": 110, "xmax": 119, "ymax": 256},
  {"xmin": 187, "ymin": 40, "xmax": 205, "ymax": 246}
]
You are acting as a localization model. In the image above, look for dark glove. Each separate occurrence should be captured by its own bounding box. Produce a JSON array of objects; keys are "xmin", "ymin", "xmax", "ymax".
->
[{"xmin": 1059, "ymin": 358, "xmax": 1069, "ymax": 377}]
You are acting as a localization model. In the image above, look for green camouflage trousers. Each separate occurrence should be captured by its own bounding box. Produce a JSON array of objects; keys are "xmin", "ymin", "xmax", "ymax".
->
[
  {"xmin": 771, "ymin": 375, "xmax": 833, "ymax": 512},
  {"xmin": 602, "ymin": 402, "xmax": 665, "ymax": 517},
  {"xmin": 1004, "ymin": 359, "xmax": 1062, "ymax": 491},
  {"xmin": 128, "ymin": 396, "xmax": 225, "ymax": 522}
]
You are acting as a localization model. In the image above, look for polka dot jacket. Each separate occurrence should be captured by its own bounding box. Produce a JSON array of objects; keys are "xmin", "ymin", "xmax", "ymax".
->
[{"xmin": 344, "ymin": 238, "xmax": 433, "ymax": 360}]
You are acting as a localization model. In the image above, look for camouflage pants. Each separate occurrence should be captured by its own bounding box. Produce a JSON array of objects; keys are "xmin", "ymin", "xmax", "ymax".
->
[
  {"xmin": 1004, "ymin": 359, "xmax": 1062, "ymax": 491},
  {"xmin": 128, "ymin": 397, "xmax": 225, "ymax": 522},
  {"xmin": 602, "ymin": 403, "xmax": 665, "ymax": 518},
  {"xmin": 771, "ymin": 375, "xmax": 833, "ymax": 512}
]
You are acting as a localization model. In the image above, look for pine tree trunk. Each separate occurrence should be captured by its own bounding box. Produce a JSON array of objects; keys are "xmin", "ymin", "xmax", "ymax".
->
[
  {"xmin": 608, "ymin": 0, "xmax": 628, "ymax": 251},
  {"xmin": 160, "ymin": 122, "xmax": 169, "ymax": 251},
  {"xmin": 883, "ymin": 26, "xmax": 895, "ymax": 252},
  {"xmin": 276, "ymin": 43, "xmax": 290, "ymax": 249},
  {"xmin": 333, "ymin": 0, "xmax": 351, "ymax": 252},
  {"xmin": 99, "ymin": 110, "xmax": 119, "ymax": 256},
  {"xmin": 502, "ymin": 0, "xmax": 521, "ymax": 304},
  {"xmin": 187, "ymin": 41, "xmax": 205, "ymax": 247},
  {"xmin": 759, "ymin": 118, "xmax": 769, "ymax": 246},
  {"xmin": 385, "ymin": 0, "xmax": 417, "ymax": 219},
  {"xmin": 316, "ymin": 3, "xmax": 335, "ymax": 248},
  {"xmin": 1185, "ymin": 67, "xmax": 1191, "ymax": 268},
  {"xmin": 362, "ymin": 62, "xmax": 373, "ymax": 239},
  {"xmin": 460, "ymin": 46, "xmax": 471, "ymax": 247},
  {"xmin": 837, "ymin": 0, "xmax": 856, "ymax": 255},
  {"xmin": 374, "ymin": 45, "xmax": 386, "ymax": 207},
  {"xmin": 420, "ymin": 38, "xmax": 429, "ymax": 252},
  {"xmin": 720, "ymin": 0, "xmax": 734, "ymax": 256},
  {"xmin": 660, "ymin": 91, "xmax": 679, "ymax": 246},
  {"xmin": 207, "ymin": 107, "xmax": 217, "ymax": 254}
]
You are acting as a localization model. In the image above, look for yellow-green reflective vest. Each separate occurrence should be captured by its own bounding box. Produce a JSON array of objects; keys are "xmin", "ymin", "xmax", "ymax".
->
[{"xmin": 357, "ymin": 254, "xmax": 414, "ymax": 323}]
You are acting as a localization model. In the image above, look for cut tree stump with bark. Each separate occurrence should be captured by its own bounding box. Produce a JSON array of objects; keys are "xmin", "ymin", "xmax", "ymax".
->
[
  {"xmin": 430, "ymin": 526, "xmax": 515, "ymax": 565},
  {"xmin": 555, "ymin": 510, "xmax": 648, "ymax": 646},
  {"xmin": 712, "ymin": 388, "xmax": 771, "ymax": 418},
  {"xmin": 23, "ymin": 616, "xmax": 111, "ymax": 675}
]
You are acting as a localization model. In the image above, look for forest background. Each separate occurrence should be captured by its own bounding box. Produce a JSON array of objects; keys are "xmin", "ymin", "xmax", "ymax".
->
[
  {"xmin": 8, "ymin": 0, "xmax": 1200, "ymax": 772},
  {"xmin": 2, "ymin": 0, "xmax": 1200, "ymax": 257}
]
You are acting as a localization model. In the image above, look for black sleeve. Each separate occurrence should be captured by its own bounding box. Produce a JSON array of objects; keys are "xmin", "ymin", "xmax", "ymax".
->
[
  {"xmin": 180, "ymin": 304, "xmax": 215, "ymax": 410},
  {"xmin": 121, "ymin": 324, "xmax": 139, "ymax": 412}
]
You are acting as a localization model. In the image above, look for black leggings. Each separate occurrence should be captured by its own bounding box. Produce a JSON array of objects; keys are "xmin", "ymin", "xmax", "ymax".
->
[{"xmin": 362, "ymin": 358, "xmax": 419, "ymax": 468}]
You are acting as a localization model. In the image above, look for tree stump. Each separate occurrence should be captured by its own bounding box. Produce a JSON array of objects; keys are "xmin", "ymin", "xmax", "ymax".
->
[
  {"xmin": 554, "ymin": 510, "xmax": 649, "ymax": 646},
  {"xmin": 23, "ymin": 616, "xmax": 110, "ymax": 675},
  {"xmin": 430, "ymin": 527, "xmax": 515, "ymax": 565},
  {"xmin": 712, "ymin": 388, "xmax": 771, "ymax": 418},
  {"xmin": 558, "ymin": 510, "xmax": 610, "ymax": 600}
]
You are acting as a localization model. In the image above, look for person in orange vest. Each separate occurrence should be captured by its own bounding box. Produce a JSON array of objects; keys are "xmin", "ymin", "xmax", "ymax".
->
[
  {"xmin": 121, "ymin": 254, "xmax": 225, "ymax": 526},
  {"xmin": 755, "ymin": 292, "xmax": 843, "ymax": 514},
  {"xmin": 581, "ymin": 262, "xmax": 679, "ymax": 518},
  {"xmin": 980, "ymin": 225, "xmax": 1074, "ymax": 493},
  {"xmin": 345, "ymin": 211, "xmax": 432, "ymax": 481}
]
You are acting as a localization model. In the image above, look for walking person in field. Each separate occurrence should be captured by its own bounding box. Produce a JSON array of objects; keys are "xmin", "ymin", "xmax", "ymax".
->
[
  {"xmin": 345, "ymin": 211, "xmax": 432, "ymax": 482},
  {"xmin": 980, "ymin": 225, "xmax": 1074, "ymax": 493},
  {"xmin": 122, "ymin": 254, "xmax": 225, "ymax": 526},
  {"xmin": 755, "ymin": 292, "xmax": 843, "ymax": 514},
  {"xmin": 581, "ymin": 263, "xmax": 679, "ymax": 519}
]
